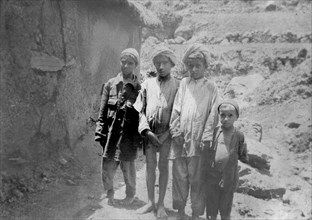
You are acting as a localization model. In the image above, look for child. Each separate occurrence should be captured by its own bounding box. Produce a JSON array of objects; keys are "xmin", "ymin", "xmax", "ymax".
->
[
  {"xmin": 95, "ymin": 48, "xmax": 141, "ymax": 206},
  {"xmin": 206, "ymin": 100, "xmax": 249, "ymax": 220},
  {"xmin": 169, "ymin": 43, "xmax": 219, "ymax": 220},
  {"xmin": 134, "ymin": 45, "xmax": 179, "ymax": 218}
]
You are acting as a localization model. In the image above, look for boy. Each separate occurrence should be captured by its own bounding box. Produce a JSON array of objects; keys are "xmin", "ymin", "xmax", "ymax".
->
[
  {"xmin": 169, "ymin": 44, "xmax": 219, "ymax": 220},
  {"xmin": 95, "ymin": 48, "xmax": 141, "ymax": 206},
  {"xmin": 134, "ymin": 45, "xmax": 179, "ymax": 218},
  {"xmin": 206, "ymin": 100, "xmax": 249, "ymax": 220}
]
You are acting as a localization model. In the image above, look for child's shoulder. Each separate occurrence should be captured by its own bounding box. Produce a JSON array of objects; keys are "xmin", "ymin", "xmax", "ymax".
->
[{"xmin": 234, "ymin": 127, "xmax": 245, "ymax": 140}]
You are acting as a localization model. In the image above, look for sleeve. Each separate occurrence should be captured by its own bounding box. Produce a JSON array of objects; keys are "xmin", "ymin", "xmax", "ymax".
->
[
  {"xmin": 133, "ymin": 82, "xmax": 150, "ymax": 135},
  {"xmin": 97, "ymin": 80, "xmax": 110, "ymax": 122},
  {"xmin": 169, "ymin": 79, "xmax": 184, "ymax": 138},
  {"xmin": 201, "ymin": 82, "xmax": 219, "ymax": 142},
  {"xmin": 95, "ymin": 80, "xmax": 111, "ymax": 141},
  {"xmin": 238, "ymin": 132, "xmax": 249, "ymax": 163}
]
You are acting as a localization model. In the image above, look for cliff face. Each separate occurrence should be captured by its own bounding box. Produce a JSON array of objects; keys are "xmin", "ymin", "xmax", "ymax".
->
[{"xmin": 0, "ymin": 0, "xmax": 141, "ymax": 201}]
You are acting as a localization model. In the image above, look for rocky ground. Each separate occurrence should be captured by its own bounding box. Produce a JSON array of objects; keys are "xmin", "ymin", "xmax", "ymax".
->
[{"xmin": 1, "ymin": 0, "xmax": 311, "ymax": 219}]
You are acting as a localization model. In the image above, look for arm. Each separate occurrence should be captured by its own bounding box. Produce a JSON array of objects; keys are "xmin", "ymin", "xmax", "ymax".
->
[
  {"xmin": 238, "ymin": 133, "xmax": 249, "ymax": 163},
  {"xmin": 133, "ymin": 83, "xmax": 150, "ymax": 134},
  {"xmin": 95, "ymin": 81, "xmax": 110, "ymax": 142},
  {"xmin": 201, "ymin": 82, "xmax": 219, "ymax": 143},
  {"xmin": 169, "ymin": 79, "xmax": 183, "ymax": 139},
  {"xmin": 133, "ymin": 82, "xmax": 161, "ymax": 146}
]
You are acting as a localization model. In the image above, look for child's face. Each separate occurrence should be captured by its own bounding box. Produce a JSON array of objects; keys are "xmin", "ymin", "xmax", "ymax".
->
[
  {"xmin": 186, "ymin": 58, "xmax": 206, "ymax": 80},
  {"xmin": 219, "ymin": 104, "xmax": 238, "ymax": 128},
  {"xmin": 120, "ymin": 56, "xmax": 136, "ymax": 76},
  {"xmin": 153, "ymin": 55, "xmax": 173, "ymax": 77}
]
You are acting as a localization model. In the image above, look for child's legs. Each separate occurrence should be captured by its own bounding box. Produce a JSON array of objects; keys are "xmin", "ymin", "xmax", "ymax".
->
[
  {"xmin": 172, "ymin": 157, "xmax": 189, "ymax": 211},
  {"xmin": 102, "ymin": 158, "xmax": 119, "ymax": 198},
  {"xmin": 206, "ymin": 183, "xmax": 221, "ymax": 220},
  {"xmin": 157, "ymin": 140, "xmax": 170, "ymax": 206},
  {"xmin": 120, "ymin": 160, "xmax": 136, "ymax": 198},
  {"xmin": 219, "ymin": 189, "xmax": 234, "ymax": 220},
  {"xmin": 145, "ymin": 144, "xmax": 157, "ymax": 202},
  {"xmin": 188, "ymin": 156, "xmax": 206, "ymax": 216}
]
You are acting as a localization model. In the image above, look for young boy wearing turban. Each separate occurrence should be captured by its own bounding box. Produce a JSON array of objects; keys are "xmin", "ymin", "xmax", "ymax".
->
[
  {"xmin": 95, "ymin": 48, "xmax": 141, "ymax": 206},
  {"xmin": 134, "ymin": 45, "xmax": 179, "ymax": 218},
  {"xmin": 206, "ymin": 100, "xmax": 248, "ymax": 220},
  {"xmin": 169, "ymin": 44, "xmax": 219, "ymax": 220}
]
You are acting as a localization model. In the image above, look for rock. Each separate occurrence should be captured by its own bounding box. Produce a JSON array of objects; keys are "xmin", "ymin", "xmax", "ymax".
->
[
  {"xmin": 167, "ymin": 39, "xmax": 176, "ymax": 44},
  {"xmin": 174, "ymin": 36, "xmax": 186, "ymax": 44},
  {"xmin": 224, "ymin": 74, "xmax": 265, "ymax": 100},
  {"xmin": 285, "ymin": 122, "xmax": 301, "ymax": 128},
  {"xmin": 242, "ymin": 38, "xmax": 249, "ymax": 43},
  {"xmin": 174, "ymin": 25, "xmax": 194, "ymax": 40},
  {"xmin": 264, "ymin": 1, "xmax": 278, "ymax": 11},
  {"xmin": 31, "ymin": 52, "xmax": 65, "ymax": 72},
  {"xmin": 237, "ymin": 171, "xmax": 286, "ymax": 199},
  {"xmin": 236, "ymin": 119, "xmax": 263, "ymax": 142},
  {"xmin": 12, "ymin": 189, "xmax": 24, "ymax": 199},
  {"xmin": 220, "ymin": 38, "xmax": 230, "ymax": 45}
]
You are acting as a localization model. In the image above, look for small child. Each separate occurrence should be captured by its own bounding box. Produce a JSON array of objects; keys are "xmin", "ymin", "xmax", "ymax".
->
[{"xmin": 206, "ymin": 100, "xmax": 248, "ymax": 220}]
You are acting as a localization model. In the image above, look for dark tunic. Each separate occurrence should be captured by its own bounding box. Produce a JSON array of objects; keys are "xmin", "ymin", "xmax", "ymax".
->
[{"xmin": 95, "ymin": 73, "xmax": 141, "ymax": 161}]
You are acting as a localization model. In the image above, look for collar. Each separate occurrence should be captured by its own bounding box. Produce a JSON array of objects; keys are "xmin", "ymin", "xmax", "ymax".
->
[{"xmin": 157, "ymin": 74, "xmax": 171, "ymax": 82}]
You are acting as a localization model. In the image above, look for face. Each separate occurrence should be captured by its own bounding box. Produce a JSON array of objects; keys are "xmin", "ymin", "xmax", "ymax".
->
[
  {"xmin": 186, "ymin": 58, "xmax": 206, "ymax": 80},
  {"xmin": 153, "ymin": 55, "xmax": 173, "ymax": 77},
  {"xmin": 219, "ymin": 104, "xmax": 238, "ymax": 128},
  {"xmin": 120, "ymin": 56, "xmax": 136, "ymax": 76}
]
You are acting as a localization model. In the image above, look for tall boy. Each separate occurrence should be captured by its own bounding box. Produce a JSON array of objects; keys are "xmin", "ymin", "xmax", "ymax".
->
[
  {"xmin": 134, "ymin": 45, "xmax": 179, "ymax": 218},
  {"xmin": 169, "ymin": 44, "xmax": 219, "ymax": 220},
  {"xmin": 206, "ymin": 100, "xmax": 248, "ymax": 220}
]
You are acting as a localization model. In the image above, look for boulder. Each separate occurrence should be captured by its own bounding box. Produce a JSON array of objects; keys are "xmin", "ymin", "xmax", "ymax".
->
[
  {"xmin": 174, "ymin": 25, "xmax": 194, "ymax": 40},
  {"xmin": 224, "ymin": 74, "xmax": 264, "ymax": 100},
  {"xmin": 237, "ymin": 167, "xmax": 286, "ymax": 199},
  {"xmin": 174, "ymin": 36, "xmax": 186, "ymax": 44},
  {"xmin": 264, "ymin": 1, "xmax": 278, "ymax": 11},
  {"xmin": 236, "ymin": 119, "xmax": 263, "ymax": 142}
]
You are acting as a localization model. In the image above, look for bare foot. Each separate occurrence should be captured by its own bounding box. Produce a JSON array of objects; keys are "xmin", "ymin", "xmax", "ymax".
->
[
  {"xmin": 136, "ymin": 202, "xmax": 156, "ymax": 214},
  {"xmin": 120, "ymin": 196, "xmax": 136, "ymax": 206},
  {"xmin": 156, "ymin": 205, "xmax": 168, "ymax": 219}
]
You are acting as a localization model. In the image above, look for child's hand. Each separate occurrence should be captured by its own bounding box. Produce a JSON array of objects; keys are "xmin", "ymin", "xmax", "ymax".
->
[
  {"xmin": 146, "ymin": 131, "xmax": 161, "ymax": 147},
  {"xmin": 200, "ymin": 140, "xmax": 211, "ymax": 151},
  {"xmin": 173, "ymin": 135, "xmax": 184, "ymax": 146}
]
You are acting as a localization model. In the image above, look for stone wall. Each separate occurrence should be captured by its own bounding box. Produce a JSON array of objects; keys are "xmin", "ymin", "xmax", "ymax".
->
[{"xmin": 0, "ymin": 0, "xmax": 141, "ymax": 201}]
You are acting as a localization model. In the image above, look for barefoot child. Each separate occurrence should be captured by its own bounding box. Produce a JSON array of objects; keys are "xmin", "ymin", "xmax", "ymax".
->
[
  {"xmin": 134, "ymin": 45, "xmax": 179, "ymax": 218},
  {"xmin": 169, "ymin": 43, "xmax": 219, "ymax": 220},
  {"xmin": 206, "ymin": 100, "xmax": 249, "ymax": 220}
]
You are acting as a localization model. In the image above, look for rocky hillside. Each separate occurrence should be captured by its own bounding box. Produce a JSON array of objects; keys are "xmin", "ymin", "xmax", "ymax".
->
[{"xmin": 139, "ymin": 0, "xmax": 312, "ymax": 219}]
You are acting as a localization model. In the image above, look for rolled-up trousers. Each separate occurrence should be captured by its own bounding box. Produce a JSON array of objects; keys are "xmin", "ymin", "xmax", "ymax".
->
[
  {"xmin": 172, "ymin": 155, "xmax": 206, "ymax": 216},
  {"xmin": 102, "ymin": 158, "xmax": 136, "ymax": 198}
]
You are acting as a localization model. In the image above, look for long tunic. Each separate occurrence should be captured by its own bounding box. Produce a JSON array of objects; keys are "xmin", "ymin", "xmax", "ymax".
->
[
  {"xmin": 96, "ymin": 73, "xmax": 141, "ymax": 161},
  {"xmin": 134, "ymin": 75, "xmax": 179, "ymax": 137},
  {"xmin": 169, "ymin": 76, "xmax": 219, "ymax": 159}
]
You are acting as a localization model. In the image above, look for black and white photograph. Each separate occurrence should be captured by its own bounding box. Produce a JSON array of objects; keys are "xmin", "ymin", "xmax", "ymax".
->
[{"xmin": 0, "ymin": 0, "xmax": 311, "ymax": 219}]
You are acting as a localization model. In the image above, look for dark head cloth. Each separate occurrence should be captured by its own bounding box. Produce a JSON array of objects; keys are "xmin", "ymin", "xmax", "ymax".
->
[{"xmin": 218, "ymin": 100, "xmax": 240, "ymax": 118}]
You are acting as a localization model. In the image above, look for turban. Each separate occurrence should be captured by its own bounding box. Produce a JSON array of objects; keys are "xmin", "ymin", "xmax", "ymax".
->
[
  {"xmin": 182, "ymin": 43, "xmax": 211, "ymax": 68},
  {"xmin": 218, "ymin": 100, "xmax": 240, "ymax": 118},
  {"xmin": 120, "ymin": 48, "xmax": 139, "ymax": 66},
  {"xmin": 152, "ymin": 45, "xmax": 177, "ymax": 66}
]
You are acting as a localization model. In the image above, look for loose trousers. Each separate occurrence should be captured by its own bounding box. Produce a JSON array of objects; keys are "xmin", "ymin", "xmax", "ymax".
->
[
  {"xmin": 102, "ymin": 158, "xmax": 136, "ymax": 198},
  {"xmin": 172, "ymin": 155, "xmax": 206, "ymax": 216}
]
